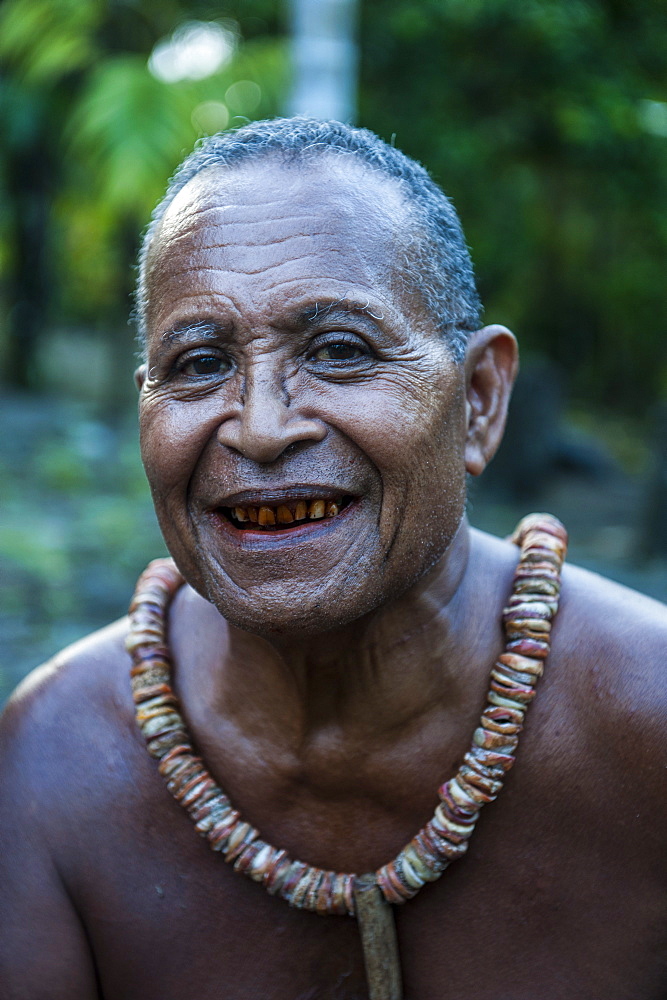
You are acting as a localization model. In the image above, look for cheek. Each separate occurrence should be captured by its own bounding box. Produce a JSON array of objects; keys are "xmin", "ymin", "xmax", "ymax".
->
[
  {"xmin": 318, "ymin": 374, "xmax": 466, "ymax": 485},
  {"xmin": 139, "ymin": 397, "xmax": 215, "ymax": 498},
  {"xmin": 335, "ymin": 378, "xmax": 467, "ymax": 555}
]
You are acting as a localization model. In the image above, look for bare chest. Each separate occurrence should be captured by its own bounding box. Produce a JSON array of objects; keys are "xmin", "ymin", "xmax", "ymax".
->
[{"xmin": 65, "ymin": 782, "xmax": 665, "ymax": 1000}]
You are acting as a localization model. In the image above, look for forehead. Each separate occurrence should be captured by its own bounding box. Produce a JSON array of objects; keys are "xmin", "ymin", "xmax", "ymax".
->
[{"xmin": 144, "ymin": 157, "xmax": 420, "ymax": 335}]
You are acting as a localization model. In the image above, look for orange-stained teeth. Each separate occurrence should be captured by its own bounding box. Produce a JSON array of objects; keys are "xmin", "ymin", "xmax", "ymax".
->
[
  {"xmin": 258, "ymin": 506, "xmax": 276, "ymax": 526},
  {"xmin": 277, "ymin": 505, "xmax": 294, "ymax": 524},
  {"xmin": 229, "ymin": 497, "xmax": 347, "ymax": 528},
  {"xmin": 308, "ymin": 500, "xmax": 325, "ymax": 519},
  {"xmin": 295, "ymin": 501, "xmax": 308, "ymax": 521}
]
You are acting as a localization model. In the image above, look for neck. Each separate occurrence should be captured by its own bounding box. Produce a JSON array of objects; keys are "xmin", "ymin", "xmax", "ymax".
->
[
  {"xmin": 171, "ymin": 519, "xmax": 509, "ymax": 754},
  {"xmin": 127, "ymin": 512, "xmax": 567, "ymax": 944}
]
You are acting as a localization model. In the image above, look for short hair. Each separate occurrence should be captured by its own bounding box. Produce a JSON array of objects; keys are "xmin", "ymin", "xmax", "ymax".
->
[{"xmin": 135, "ymin": 117, "xmax": 482, "ymax": 360}]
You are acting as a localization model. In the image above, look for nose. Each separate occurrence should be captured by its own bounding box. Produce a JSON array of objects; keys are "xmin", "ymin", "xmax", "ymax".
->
[{"xmin": 217, "ymin": 367, "xmax": 326, "ymax": 463}]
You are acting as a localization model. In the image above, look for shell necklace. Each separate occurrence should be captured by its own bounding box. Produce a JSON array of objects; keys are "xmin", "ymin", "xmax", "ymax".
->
[{"xmin": 127, "ymin": 513, "xmax": 567, "ymax": 1000}]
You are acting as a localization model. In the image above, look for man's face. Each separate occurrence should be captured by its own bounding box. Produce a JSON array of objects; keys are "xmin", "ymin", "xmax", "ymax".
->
[{"xmin": 138, "ymin": 157, "xmax": 469, "ymax": 635}]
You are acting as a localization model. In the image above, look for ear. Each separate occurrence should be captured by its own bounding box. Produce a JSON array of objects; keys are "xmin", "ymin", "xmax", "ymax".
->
[
  {"xmin": 134, "ymin": 364, "xmax": 147, "ymax": 392},
  {"xmin": 463, "ymin": 325, "xmax": 518, "ymax": 477}
]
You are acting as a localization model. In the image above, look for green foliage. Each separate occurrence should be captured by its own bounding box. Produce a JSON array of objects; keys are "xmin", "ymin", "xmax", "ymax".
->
[
  {"xmin": 360, "ymin": 0, "xmax": 667, "ymax": 413},
  {"xmin": 0, "ymin": 397, "xmax": 167, "ymax": 701},
  {"xmin": 0, "ymin": 0, "xmax": 98, "ymax": 84},
  {"xmin": 64, "ymin": 39, "xmax": 288, "ymax": 219},
  {"xmin": 52, "ymin": 31, "xmax": 287, "ymax": 324},
  {"xmin": 1, "ymin": 0, "xmax": 666, "ymax": 411},
  {"xmin": 0, "ymin": 0, "xmax": 289, "ymax": 384},
  {"xmin": 2, "ymin": 0, "xmax": 667, "ymax": 698}
]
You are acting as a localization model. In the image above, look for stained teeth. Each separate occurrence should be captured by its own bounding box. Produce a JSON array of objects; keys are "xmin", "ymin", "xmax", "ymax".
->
[
  {"xmin": 228, "ymin": 496, "xmax": 347, "ymax": 528},
  {"xmin": 295, "ymin": 500, "xmax": 308, "ymax": 521},
  {"xmin": 277, "ymin": 505, "xmax": 294, "ymax": 524},
  {"xmin": 258, "ymin": 506, "xmax": 276, "ymax": 526}
]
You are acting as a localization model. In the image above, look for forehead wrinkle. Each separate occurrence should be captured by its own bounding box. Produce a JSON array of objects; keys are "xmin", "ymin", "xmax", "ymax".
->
[
  {"xmin": 153, "ymin": 184, "xmax": 398, "ymax": 286},
  {"xmin": 165, "ymin": 174, "xmax": 327, "ymax": 218},
  {"xmin": 150, "ymin": 230, "xmax": 365, "ymax": 287},
  {"xmin": 150, "ymin": 288, "xmax": 228, "ymax": 309},
  {"xmin": 171, "ymin": 231, "xmax": 344, "ymax": 251},
  {"xmin": 155, "ymin": 229, "xmax": 353, "ymax": 258},
  {"xmin": 261, "ymin": 275, "xmax": 397, "ymax": 303},
  {"xmin": 160, "ymin": 172, "xmax": 400, "ymax": 251},
  {"xmin": 163, "ymin": 199, "xmax": 360, "ymax": 244},
  {"xmin": 157, "ymin": 195, "xmax": 305, "ymax": 239},
  {"xmin": 154, "ymin": 249, "xmax": 356, "ymax": 282},
  {"xmin": 174, "ymin": 158, "xmax": 394, "ymax": 210},
  {"xmin": 163, "ymin": 158, "xmax": 410, "ymax": 249},
  {"xmin": 147, "ymin": 167, "xmax": 416, "ymax": 338},
  {"xmin": 177, "ymin": 205, "xmax": 348, "ymax": 227},
  {"xmin": 149, "ymin": 265, "xmax": 401, "ymax": 333},
  {"xmin": 170, "ymin": 198, "xmax": 297, "ymax": 221}
]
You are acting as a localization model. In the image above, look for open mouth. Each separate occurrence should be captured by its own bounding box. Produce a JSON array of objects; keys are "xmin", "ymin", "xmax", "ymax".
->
[{"xmin": 219, "ymin": 495, "xmax": 354, "ymax": 531}]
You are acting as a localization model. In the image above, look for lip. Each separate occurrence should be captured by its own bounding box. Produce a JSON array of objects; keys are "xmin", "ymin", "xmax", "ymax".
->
[
  {"xmin": 204, "ymin": 496, "xmax": 361, "ymax": 549},
  {"xmin": 213, "ymin": 484, "xmax": 356, "ymax": 508}
]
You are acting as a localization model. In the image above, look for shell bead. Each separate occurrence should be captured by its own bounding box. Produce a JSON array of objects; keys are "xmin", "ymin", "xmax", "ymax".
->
[{"xmin": 128, "ymin": 515, "xmax": 566, "ymax": 915}]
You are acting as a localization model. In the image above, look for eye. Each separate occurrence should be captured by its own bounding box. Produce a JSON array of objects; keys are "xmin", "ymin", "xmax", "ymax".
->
[
  {"xmin": 312, "ymin": 341, "xmax": 366, "ymax": 362},
  {"xmin": 179, "ymin": 354, "xmax": 230, "ymax": 377}
]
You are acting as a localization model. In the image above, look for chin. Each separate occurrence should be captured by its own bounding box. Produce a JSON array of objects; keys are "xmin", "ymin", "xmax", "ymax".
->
[
  {"xmin": 165, "ymin": 501, "xmax": 467, "ymax": 638},
  {"xmin": 199, "ymin": 543, "xmax": 453, "ymax": 638},
  {"xmin": 201, "ymin": 576, "xmax": 388, "ymax": 638}
]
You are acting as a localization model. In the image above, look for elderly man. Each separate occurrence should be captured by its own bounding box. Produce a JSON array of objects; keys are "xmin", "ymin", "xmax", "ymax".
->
[{"xmin": 1, "ymin": 118, "xmax": 665, "ymax": 1000}]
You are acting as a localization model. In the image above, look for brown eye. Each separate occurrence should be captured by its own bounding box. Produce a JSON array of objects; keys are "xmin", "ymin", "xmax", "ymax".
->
[
  {"xmin": 314, "ymin": 342, "xmax": 364, "ymax": 361},
  {"xmin": 183, "ymin": 355, "xmax": 227, "ymax": 376}
]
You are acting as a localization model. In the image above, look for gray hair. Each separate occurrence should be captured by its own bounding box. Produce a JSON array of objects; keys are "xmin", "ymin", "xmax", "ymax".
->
[{"xmin": 135, "ymin": 117, "xmax": 482, "ymax": 360}]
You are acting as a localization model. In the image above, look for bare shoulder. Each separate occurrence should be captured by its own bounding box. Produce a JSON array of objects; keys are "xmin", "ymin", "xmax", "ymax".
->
[
  {"xmin": 1, "ymin": 617, "xmax": 132, "ymax": 745},
  {"xmin": 0, "ymin": 620, "xmax": 137, "ymax": 1000},
  {"xmin": 471, "ymin": 523, "xmax": 667, "ymax": 769},
  {"xmin": 556, "ymin": 560, "xmax": 667, "ymax": 715},
  {"xmin": 474, "ymin": 524, "xmax": 667, "ymax": 851},
  {"xmin": 540, "ymin": 560, "xmax": 667, "ymax": 826},
  {"xmin": 0, "ymin": 617, "xmax": 141, "ymax": 826},
  {"xmin": 472, "ymin": 523, "xmax": 667, "ymax": 705}
]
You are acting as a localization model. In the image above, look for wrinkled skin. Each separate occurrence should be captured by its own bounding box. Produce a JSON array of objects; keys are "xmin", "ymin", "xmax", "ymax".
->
[
  {"xmin": 138, "ymin": 158, "xmax": 483, "ymax": 637},
  {"xmin": 1, "ymin": 158, "xmax": 666, "ymax": 1000}
]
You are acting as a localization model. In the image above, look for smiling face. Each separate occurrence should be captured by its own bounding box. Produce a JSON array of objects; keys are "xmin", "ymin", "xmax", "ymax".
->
[{"xmin": 138, "ymin": 156, "xmax": 472, "ymax": 635}]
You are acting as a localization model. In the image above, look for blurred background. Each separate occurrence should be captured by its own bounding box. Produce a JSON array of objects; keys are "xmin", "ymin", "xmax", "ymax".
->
[{"xmin": 1, "ymin": 0, "xmax": 666, "ymax": 703}]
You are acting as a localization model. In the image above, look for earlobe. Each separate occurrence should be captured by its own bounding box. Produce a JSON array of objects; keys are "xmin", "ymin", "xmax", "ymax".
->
[
  {"xmin": 463, "ymin": 325, "xmax": 518, "ymax": 477},
  {"xmin": 134, "ymin": 364, "xmax": 147, "ymax": 392}
]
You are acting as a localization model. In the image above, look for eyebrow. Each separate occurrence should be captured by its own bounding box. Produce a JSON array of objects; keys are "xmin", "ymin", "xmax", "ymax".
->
[
  {"xmin": 158, "ymin": 298, "xmax": 387, "ymax": 345},
  {"xmin": 300, "ymin": 297, "xmax": 386, "ymax": 325},
  {"xmin": 159, "ymin": 319, "xmax": 229, "ymax": 345}
]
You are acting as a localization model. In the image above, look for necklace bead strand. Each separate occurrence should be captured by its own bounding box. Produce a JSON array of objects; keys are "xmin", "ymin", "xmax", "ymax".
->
[{"xmin": 127, "ymin": 514, "xmax": 566, "ymax": 917}]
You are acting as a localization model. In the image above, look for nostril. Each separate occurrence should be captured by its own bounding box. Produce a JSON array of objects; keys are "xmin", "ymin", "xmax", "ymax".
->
[{"xmin": 216, "ymin": 407, "xmax": 327, "ymax": 464}]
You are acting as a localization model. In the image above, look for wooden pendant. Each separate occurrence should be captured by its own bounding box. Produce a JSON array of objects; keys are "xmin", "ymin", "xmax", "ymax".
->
[{"xmin": 354, "ymin": 876, "xmax": 403, "ymax": 1000}]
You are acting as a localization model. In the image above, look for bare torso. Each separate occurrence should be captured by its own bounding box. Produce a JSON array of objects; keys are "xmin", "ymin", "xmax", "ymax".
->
[{"xmin": 1, "ymin": 530, "xmax": 666, "ymax": 1000}]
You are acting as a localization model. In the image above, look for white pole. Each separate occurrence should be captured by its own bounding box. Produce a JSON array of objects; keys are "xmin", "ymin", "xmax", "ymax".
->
[{"xmin": 288, "ymin": 0, "xmax": 359, "ymax": 122}]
